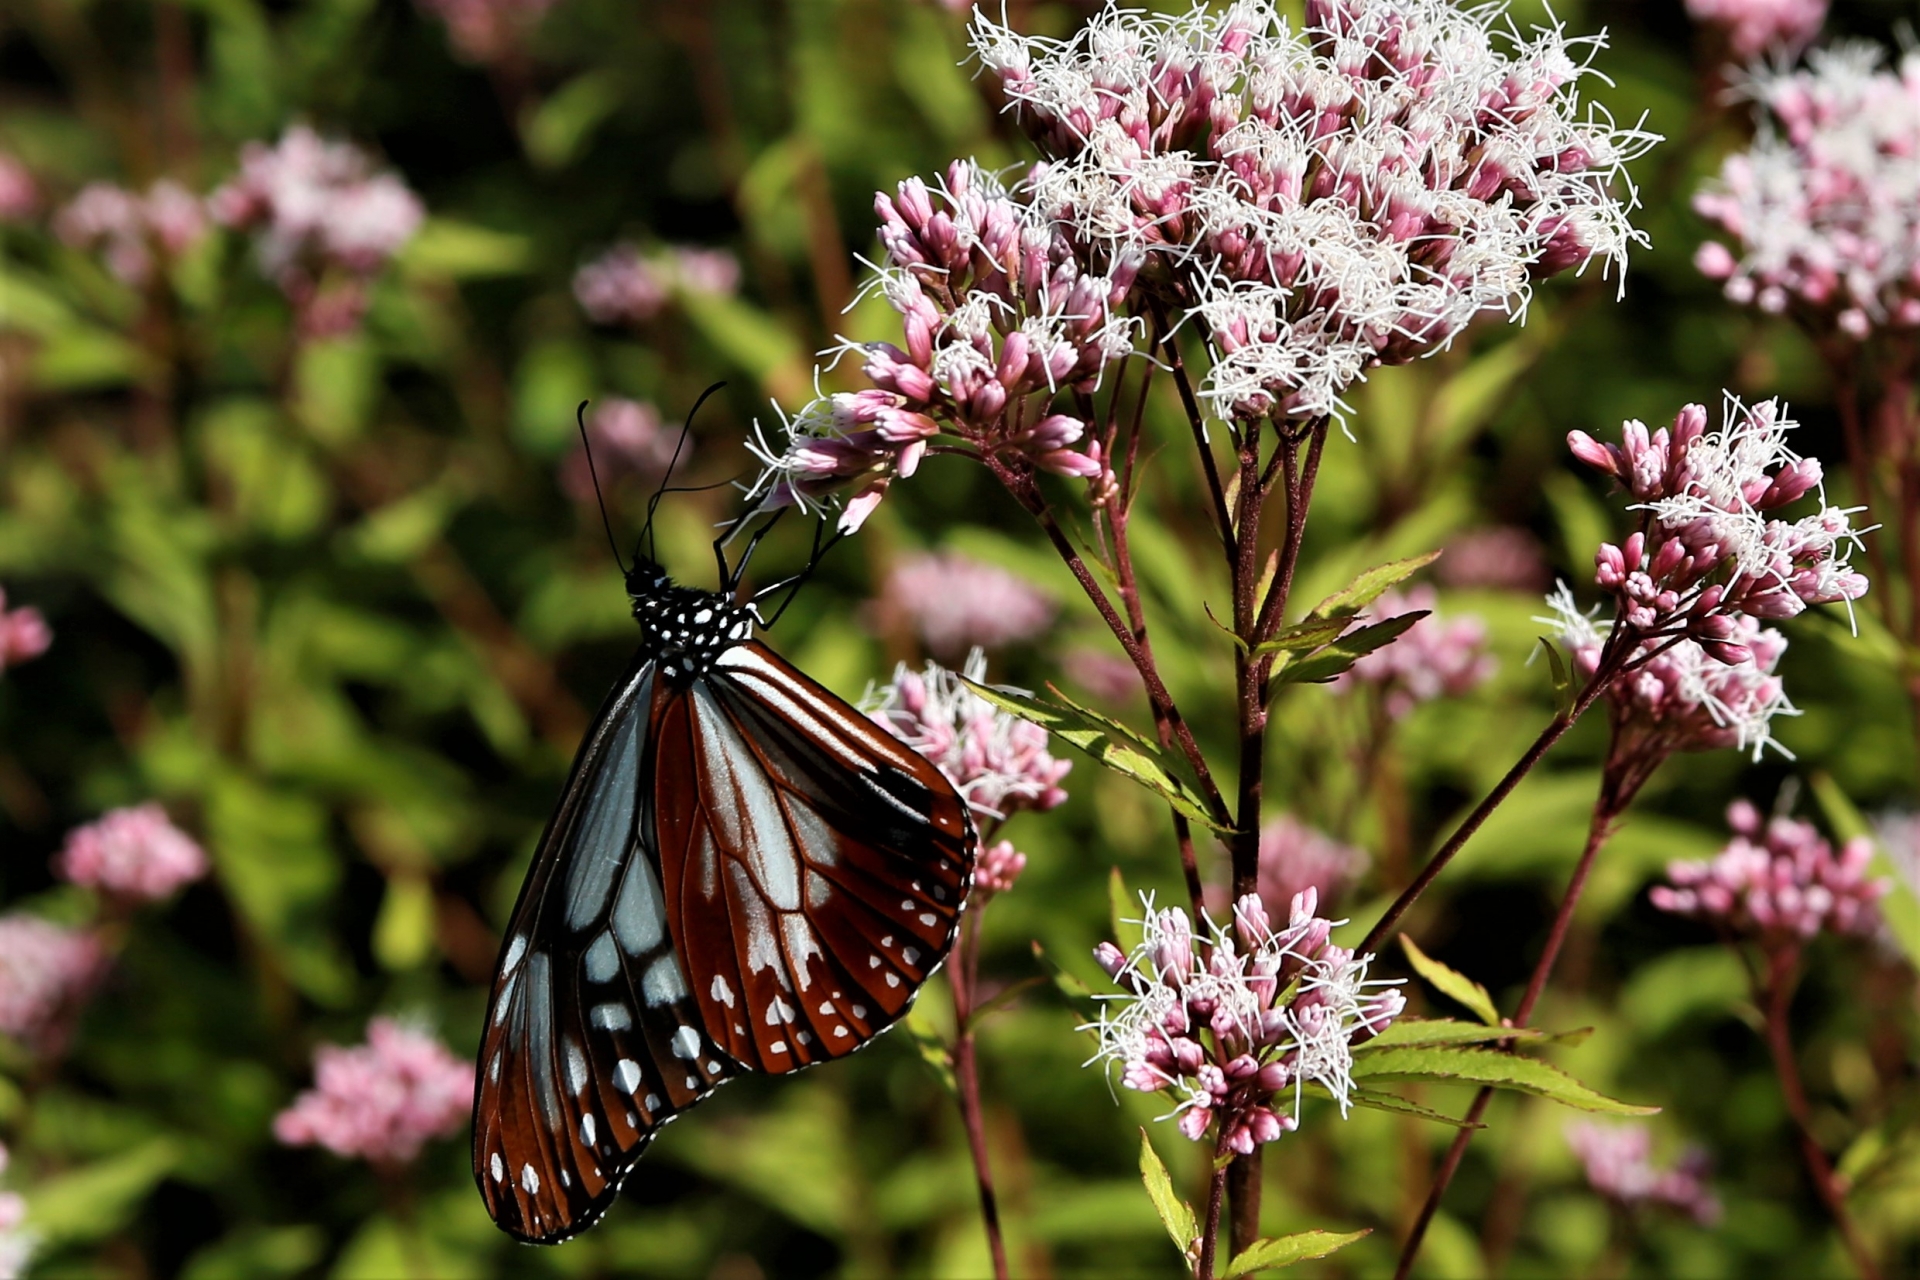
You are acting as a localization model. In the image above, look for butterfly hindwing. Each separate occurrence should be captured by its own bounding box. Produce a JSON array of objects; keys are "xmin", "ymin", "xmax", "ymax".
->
[
  {"xmin": 473, "ymin": 658, "xmax": 739, "ymax": 1245},
  {"xmin": 651, "ymin": 642, "xmax": 975, "ymax": 1074}
]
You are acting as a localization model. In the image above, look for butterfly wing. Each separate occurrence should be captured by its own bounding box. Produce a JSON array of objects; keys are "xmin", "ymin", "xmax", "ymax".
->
[
  {"xmin": 473, "ymin": 656, "xmax": 739, "ymax": 1245},
  {"xmin": 651, "ymin": 641, "xmax": 976, "ymax": 1073}
]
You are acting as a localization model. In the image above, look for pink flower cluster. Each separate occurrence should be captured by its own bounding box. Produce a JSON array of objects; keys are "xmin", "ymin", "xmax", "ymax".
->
[
  {"xmin": 867, "ymin": 650, "xmax": 1070, "ymax": 820},
  {"xmin": 0, "ymin": 914, "xmax": 103, "ymax": 1050},
  {"xmin": 56, "ymin": 803, "xmax": 209, "ymax": 902},
  {"xmin": 1694, "ymin": 44, "xmax": 1920, "ymax": 342},
  {"xmin": 209, "ymin": 126, "xmax": 425, "ymax": 336},
  {"xmin": 0, "ymin": 153, "xmax": 37, "ymax": 223},
  {"xmin": 0, "ymin": 1143, "xmax": 32, "ymax": 1280},
  {"xmin": 54, "ymin": 179, "xmax": 208, "ymax": 287},
  {"xmin": 1568, "ymin": 397, "xmax": 1867, "ymax": 643},
  {"xmin": 877, "ymin": 551, "xmax": 1057, "ymax": 658},
  {"xmin": 273, "ymin": 1017, "xmax": 473, "ymax": 1165},
  {"xmin": 1684, "ymin": 0, "xmax": 1825, "ymax": 64},
  {"xmin": 972, "ymin": 0, "xmax": 1655, "ymax": 423},
  {"xmin": 1564, "ymin": 1122, "xmax": 1722, "ymax": 1224},
  {"xmin": 1255, "ymin": 815, "xmax": 1370, "ymax": 917},
  {"xmin": 976, "ymin": 840, "xmax": 1029, "ymax": 896},
  {"xmin": 1547, "ymin": 584, "xmax": 1795, "ymax": 761},
  {"xmin": 1331, "ymin": 585, "xmax": 1494, "ymax": 719},
  {"xmin": 1062, "ymin": 647, "xmax": 1142, "ymax": 703},
  {"xmin": 1090, "ymin": 889, "xmax": 1402, "ymax": 1153},
  {"xmin": 0, "ymin": 588, "xmax": 50, "ymax": 674},
  {"xmin": 559, "ymin": 398, "xmax": 687, "ymax": 504},
  {"xmin": 1435, "ymin": 527, "xmax": 1550, "ymax": 593},
  {"xmin": 573, "ymin": 242, "xmax": 741, "ymax": 326},
  {"xmin": 1651, "ymin": 801, "xmax": 1888, "ymax": 944},
  {"xmin": 752, "ymin": 160, "xmax": 1131, "ymax": 532},
  {"xmin": 414, "ymin": 0, "xmax": 557, "ymax": 64}
]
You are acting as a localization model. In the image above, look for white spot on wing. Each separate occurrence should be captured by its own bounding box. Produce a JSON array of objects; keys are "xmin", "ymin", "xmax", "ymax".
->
[
  {"xmin": 711, "ymin": 974, "xmax": 735, "ymax": 1007},
  {"xmin": 491, "ymin": 1152, "xmax": 504, "ymax": 1182},
  {"xmin": 612, "ymin": 854, "xmax": 669, "ymax": 956},
  {"xmin": 580, "ymin": 1115, "xmax": 597, "ymax": 1147},
  {"xmin": 782, "ymin": 915, "xmax": 823, "ymax": 989},
  {"xmin": 671, "ymin": 1026, "xmax": 701, "ymax": 1059},
  {"xmin": 614, "ymin": 1059, "xmax": 642, "ymax": 1093},
  {"xmin": 502, "ymin": 935, "xmax": 527, "ymax": 975},
  {"xmin": 591, "ymin": 1002, "xmax": 633, "ymax": 1031},
  {"xmin": 565, "ymin": 1037, "xmax": 588, "ymax": 1094},
  {"xmin": 765, "ymin": 996, "xmax": 795, "ymax": 1026},
  {"xmin": 521, "ymin": 1164, "xmax": 541, "ymax": 1195},
  {"xmin": 644, "ymin": 1093, "xmax": 661, "ymax": 1111},
  {"xmin": 643, "ymin": 954, "xmax": 689, "ymax": 1006},
  {"xmin": 584, "ymin": 932, "xmax": 620, "ymax": 984},
  {"xmin": 903, "ymin": 947, "xmax": 920, "ymax": 965},
  {"xmin": 919, "ymin": 913, "xmax": 938, "ymax": 926}
]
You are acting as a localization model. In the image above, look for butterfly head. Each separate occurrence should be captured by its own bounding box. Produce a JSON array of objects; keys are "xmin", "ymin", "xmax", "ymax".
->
[{"xmin": 627, "ymin": 560, "xmax": 757, "ymax": 683}]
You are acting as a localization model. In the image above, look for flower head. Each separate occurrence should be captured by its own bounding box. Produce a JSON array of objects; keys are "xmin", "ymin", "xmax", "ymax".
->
[
  {"xmin": 1062, "ymin": 647, "xmax": 1142, "ymax": 703},
  {"xmin": 1331, "ymin": 585, "xmax": 1494, "ymax": 719},
  {"xmin": 876, "ymin": 551, "xmax": 1057, "ymax": 658},
  {"xmin": 273, "ymin": 1017, "xmax": 473, "ymax": 1165},
  {"xmin": 414, "ymin": 0, "xmax": 558, "ymax": 64},
  {"xmin": 56, "ymin": 803, "xmax": 209, "ymax": 902},
  {"xmin": 1255, "ymin": 815, "xmax": 1370, "ymax": 917},
  {"xmin": 54, "ymin": 179, "xmax": 209, "ymax": 286},
  {"xmin": 1565, "ymin": 1122, "xmax": 1722, "ymax": 1224},
  {"xmin": 574, "ymin": 243, "xmax": 669, "ymax": 325},
  {"xmin": 976, "ymin": 840, "xmax": 1029, "ymax": 896},
  {"xmin": 1435, "ymin": 527, "xmax": 1550, "ymax": 592},
  {"xmin": 559, "ymin": 398, "xmax": 686, "ymax": 504},
  {"xmin": 0, "ymin": 153, "xmax": 36, "ymax": 223},
  {"xmin": 0, "ymin": 914, "xmax": 104, "ymax": 1051},
  {"xmin": 1088, "ymin": 889, "xmax": 1403, "ymax": 1152},
  {"xmin": 0, "ymin": 588, "xmax": 50, "ymax": 673},
  {"xmin": 210, "ymin": 126, "xmax": 424, "ymax": 336},
  {"xmin": 866, "ymin": 649, "xmax": 1070, "ymax": 820},
  {"xmin": 1651, "ymin": 800, "xmax": 1888, "ymax": 944},
  {"xmin": 1684, "ymin": 0, "xmax": 1825, "ymax": 64},
  {"xmin": 1694, "ymin": 44, "xmax": 1920, "ymax": 342}
]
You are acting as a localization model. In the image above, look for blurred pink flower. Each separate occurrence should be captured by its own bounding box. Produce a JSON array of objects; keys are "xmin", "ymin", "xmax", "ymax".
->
[
  {"xmin": 975, "ymin": 839, "xmax": 1028, "ymax": 896},
  {"xmin": 573, "ymin": 243, "xmax": 668, "ymax": 325},
  {"xmin": 868, "ymin": 650, "xmax": 1070, "ymax": 820},
  {"xmin": 54, "ymin": 179, "xmax": 208, "ymax": 286},
  {"xmin": 0, "ymin": 914, "xmax": 104, "ymax": 1050},
  {"xmin": 414, "ymin": 0, "xmax": 558, "ymax": 64},
  {"xmin": 1257, "ymin": 815, "xmax": 1369, "ymax": 917},
  {"xmin": 669, "ymin": 246, "xmax": 740, "ymax": 296},
  {"xmin": 57, "ymin": 803, "xmax": 209, "ymax": 902},
  {"xmin": 878, "ymin": 551, "xmax": 1056, "ymax": 658},
  {"xmin": 274, "ymin": 1017, "xmax": 473, "ymax": 1165},
  {"xmin": 0, "ymin": 153, "xmax": 38, "ymax": 223},
  {"xmin": 0, "ymin": 588, "xmax": 50, "ymax": 673},
  {"xmin": 1694, "ymin": 45, "xmax": 1920, "ymax": 342},
  {"xmin": 1685, "ymin": 0, "xmax": 1825, "ymax": 63},
  {"xmin": 1565, "ymin": 1122, "xmax": 1722, "ymax": 1224},
  {"xmin": 1332, "ymin": 585, "xmax": 1495, "ymax": 720},
  {"xmin": 1651, "ymin": 801, "xmax": 1888, "ymax": 944},
  {"xmin": 1435, "ymin": 527, "xmax": 1550, "ymax": 593},
  {"xmin": 1061, "ymin": 648, "xmax": 1141, "ymax": 704},
  {"xmin": 559, "ymin": 398, "xmax": 687, "ymax": 503},
  {"xmin": 210, "ymin": 126, "xmax": 424, "ymax": 336}
]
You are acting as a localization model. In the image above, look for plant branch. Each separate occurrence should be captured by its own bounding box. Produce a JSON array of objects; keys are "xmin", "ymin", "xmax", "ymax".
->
[
  {"xmin": 1200, "ymin": 1144, "xmax": 1230, "ymax": 1280},
  {"xmin": 950, "ymin": 908, "xmax": 1011, "ymax": 1280}
]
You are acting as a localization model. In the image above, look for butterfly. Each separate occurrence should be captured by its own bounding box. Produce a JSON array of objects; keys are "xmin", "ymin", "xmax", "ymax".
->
[{"xmin": 473, "ymin": 397, "xmax": 977, "ymax": 1244}]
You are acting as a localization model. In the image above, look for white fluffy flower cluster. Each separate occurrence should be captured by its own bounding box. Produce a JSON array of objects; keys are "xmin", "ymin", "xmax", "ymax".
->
[{"xmin": 972, "ymin": 0, "xmax": 1658, "ymax": 423}]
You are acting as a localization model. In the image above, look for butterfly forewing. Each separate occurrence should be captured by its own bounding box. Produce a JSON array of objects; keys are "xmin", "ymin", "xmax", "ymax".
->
[
  {"xmin": 474, "ymin": 658, "xmax": 738, "ymax": 1245},
  {"xmin": 651, "ymin": 642, "xmax": 974, "ymax": 1074}
]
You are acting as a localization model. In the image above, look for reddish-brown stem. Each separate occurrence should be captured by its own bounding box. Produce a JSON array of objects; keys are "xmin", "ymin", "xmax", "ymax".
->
[
  {"xmin": 1832, "ymin": 368, "xmax": 1898, "ymax": 635},
  {"xmin": 1153, "ymin": 312, "xmax": 1235, "ymax": 561},
  {"xmin": 1392, "ymin": 773, "xmax": 1640, "ymax": 1280},
  {"xmin": 1200, "ymin": 1144, "xmax": 1230, "ymax": 1280},
  {"xmin": 1760, "ymin": 948, "xmax": 1884, "ymax": 1280},
  {"xmin": 949, "ymin": 909, "xmax": 1011, "ymax": 1280}
]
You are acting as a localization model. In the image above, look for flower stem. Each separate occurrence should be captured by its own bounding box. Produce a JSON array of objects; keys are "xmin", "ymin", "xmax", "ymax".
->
[
  {"xmin": 1760, "ymin": 947, "xmax": 1884, "ymax": 1280},
  {"xmin": 949, "ymin": 909, "xmax": 1012, "ymax": 1280},
  {"xmin": 1200, "ymin": 1145, "xmax": 1230, "ymax": 1280}
]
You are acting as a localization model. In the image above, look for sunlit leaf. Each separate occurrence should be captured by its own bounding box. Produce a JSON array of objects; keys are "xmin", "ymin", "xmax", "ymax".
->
[
  {"xmin": 1352, "ymin": 1046, "xmax": 1657, "ymax": 1115},
  {"xmin": 1222, "ymin": 1228, "xmax": 1369, "ymax": 1276},
  {"xmin": 1138, "ymin": 1129, "xmax": 1199, "ymax": 1270},
  {"xmin": 1399, "ymin": 938, "xmax": 1502, "ymax": 1025}
]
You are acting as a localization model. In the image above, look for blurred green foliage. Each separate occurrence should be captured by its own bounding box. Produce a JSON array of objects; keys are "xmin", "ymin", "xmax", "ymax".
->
[{"xmin": 3, "ymin": 0, "xmax": 1920, "ymax": 1277}]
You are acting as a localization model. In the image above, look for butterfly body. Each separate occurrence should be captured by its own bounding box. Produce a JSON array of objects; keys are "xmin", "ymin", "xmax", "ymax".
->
[{"xmin": 474, "ymin": 558, "xmax": 975, "ymax": 1244}]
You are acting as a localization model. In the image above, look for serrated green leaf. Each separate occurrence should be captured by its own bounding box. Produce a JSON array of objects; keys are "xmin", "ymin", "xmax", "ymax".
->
[
  {"xmin": 1339, "ymin": 1085, "xmax": 1482, "ymax": 1128},
  {"xmin": 1221, "ymin": 1229, "xmax": 1370, "ymax": 1276},
  {"xmin": 1249, "ymin": 614, "xmax": 1352, "ymax": 659},
  {"xmin": 960, "ymin": 677, "xmax": 1229, "ymax": 830},
  {"xmin": 1351, "ymin": 1046, "xmax": 1657, "ymax": 1115},
  {"xmin": 1307, "ymin": 551, "xmax": 1442, "ymax": 621},
  {"xmin": 1400, "ymin": 938, "xmax": 1502, "ymax": 1025},
  {"xmin": 1273, "ymin": 611, "xmax": 1426, "ymax": 686},
  {"xmin": 1138, "ymin": 1129, "xmax": 1199, "ymax": 1268},
  {"xmin": 1356, "ymin": 1017, "xmax": 1543, "ymax": 1051}
]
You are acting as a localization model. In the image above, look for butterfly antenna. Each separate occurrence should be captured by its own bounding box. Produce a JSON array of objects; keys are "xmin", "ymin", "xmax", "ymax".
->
[
  {"xmin": 576, "ymin": 401, "xmax": 628, "ymax": 577},
  {"xmin": 756, "ymin": 519, "xmax": 847, "ymax": 629},
  {"xmin": 721, "ymin": 508, "xmax": 788, "ymax": 595},
  {"xmin": 644, "ymin": 381, "xmax": 726, "ymax": 564}
]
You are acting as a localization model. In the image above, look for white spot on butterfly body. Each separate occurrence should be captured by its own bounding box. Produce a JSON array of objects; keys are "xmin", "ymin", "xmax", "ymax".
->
[
  {"xmin": 591, "ymin": 1002, "xmax": 632, "ymax": 1031},
  {"xmin": 670, "ymin": 1026, "xmax": 701, "ymax": 1059},
  {"xmin": 491, "ymin": 1153, "xmax": 504, "ymax": 1182},
  {"xmin": 711, "ymin": 975, "xmax": 735, "ymax": 1007},
  {"xmin": 580, "ymin": 1115, "xmax": 597, "ymax": 1147},
  {"xmin": 521, "ymin": 1164, "xmax": 541, "ymax": 1195},
  {"xmin": 614, "ymin": 1059, "xmax": 642, "ymax": 1093}
]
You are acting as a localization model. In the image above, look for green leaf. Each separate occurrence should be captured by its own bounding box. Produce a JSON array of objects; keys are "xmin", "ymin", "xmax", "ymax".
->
[
  {"xmin": 520, "ymin": 70, "xmax": 625, "ymax": 170},
  {"xmin": 1222, "ymin": 1229, "xmax": 1370, "ymax": 1276},
  {"xmin": 1536, "ymin": 636, "xmax": 1575, "ymax": 717},
  {"xmin": 1356, "ymin": 1017, "xmax": 1544, "ymax": 1051},
  {"xmin": 899, "ymin": 1007, "xmax": 955, "ymax": 1096},
  {"xmin": 1399, "ymin": 938, "xmax": 1502, "ymax": 1025},
  {"xmin": 1032, "ymin": 939, "xmax": 1094, "ymax": 998},
  {"xmin": 26, "ymin": 1139, "xmax": 177, "ymax": 1247},
  {"xmin": 400, "ymin": 219, "xmax": 532, "ymax": 279},
  {"xmin": 1351, "ymin": 1046, "xmax": 1657, "ymax": 1115},
  {"xmin": 1109, "ymin": 866, "xmax": 1143, "ymax": 954},
  {"xmin": 1307, "ymin": 551, "xmax": 1443, "ymax": 621},
  {"xmin": 1249, "ymin": 614, "xmax": 1352, "ymax": 659},
  {"xmin": 372, "ymin": 870, "xmax": 436, "ymax": 971},
  {"xmin": 1138, "ymin": 1129, "xmax": 1199, "ymax": 1269},
  {"xmin": 960, "ymin": 677, "xmax": 1229, "ymax": 831},
  {"xmin": 1339, "ymin": 1085, "xmax": 1482, "ymax": 1128},
  {"xmin": 966, "ymin": 976, "xmax": 1046, "ymax": 1029},
  {"xmin": 1272, "ymin": 611, "xmax": 1426, "ymax": 686}
]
